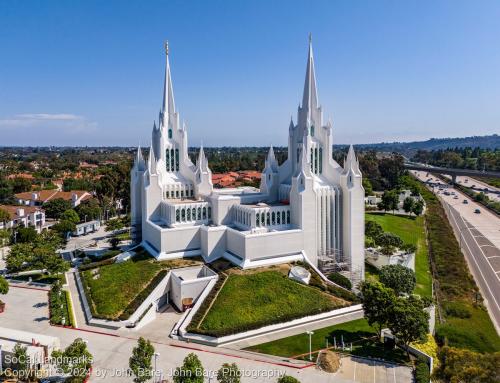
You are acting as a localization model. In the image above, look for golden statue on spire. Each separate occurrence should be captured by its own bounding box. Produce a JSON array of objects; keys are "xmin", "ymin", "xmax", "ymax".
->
[{"xmin": 164, "ymin": 40, "xmax": 169, "ymax": 55}]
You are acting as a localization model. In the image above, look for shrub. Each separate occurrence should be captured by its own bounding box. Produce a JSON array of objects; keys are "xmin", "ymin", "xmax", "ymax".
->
[
  {"xmin": 277, "ymin": 376, "xmax": 301, "ymax": 383},
  {"xmin": 379, "ymin": 264, "xmax": 416, "ymax": 295},
  {"xmin": 327, "ymin": 272, "xmax": 352, "ymax": 290},
  {"xmin": 414, "ymin": 357, "xmax": 430, "ymax": 383},
  {"xmin": 444, "ymin": 302, "xmax": 471, "ymax": 319}
]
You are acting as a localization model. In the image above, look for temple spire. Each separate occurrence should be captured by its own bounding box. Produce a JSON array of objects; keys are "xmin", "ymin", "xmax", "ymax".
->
[
  {"xmin": 302, "ymin": 34, "xmax": 318, "ymax": 113},
  {"xmin": 161, "ymin": 40, "xmax": 175, "ymax": 126},
  {"xmin": 345, "ymin": 145, "xmax": 361, "ymax": 175}
]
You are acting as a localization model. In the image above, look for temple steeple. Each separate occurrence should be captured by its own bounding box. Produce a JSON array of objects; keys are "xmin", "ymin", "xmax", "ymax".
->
[
  {"xmin": 344, "ymin": 144, "xmax": 361, "ymax": 175},
  {"xmin": 161, "ymin": 41, "xmax": 176, "ymax": 128},
  {"xmin": 302, "ymin": 34, "xmax": 319, "ymax": 114}
]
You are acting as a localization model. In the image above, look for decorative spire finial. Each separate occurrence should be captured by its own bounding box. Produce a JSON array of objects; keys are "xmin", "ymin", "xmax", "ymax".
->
[
  {"xmin": 164, "ymin": 40, "xmax": 169, "ymax": 55},
  {"xmin": 309, "ymin": 32, "xmax": 312, "ymax": 44}
]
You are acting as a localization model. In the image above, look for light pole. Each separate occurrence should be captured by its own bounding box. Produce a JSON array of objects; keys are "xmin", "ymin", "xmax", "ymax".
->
[
  {"xmin": 306, "ymin": 331, "xmax": 314, "ymax": 361},
  {"xmin": 153, "ymin": 352, "xmax": 160, "ymax": 383}
]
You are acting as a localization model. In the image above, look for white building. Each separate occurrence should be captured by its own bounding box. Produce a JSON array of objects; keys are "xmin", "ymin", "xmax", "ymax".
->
[
  {"xmin": 0, "ymin": 205, "xmax": 45, "ymax": 233},
  {"xmin": 131, "ymin": 39, "xmax": 365, "ymax": 282}
]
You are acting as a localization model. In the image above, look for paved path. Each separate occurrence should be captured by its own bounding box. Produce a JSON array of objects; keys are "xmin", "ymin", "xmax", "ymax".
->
[{"xmin": 2, "ymin": 284, "xmax": 413, "ymax": 382}]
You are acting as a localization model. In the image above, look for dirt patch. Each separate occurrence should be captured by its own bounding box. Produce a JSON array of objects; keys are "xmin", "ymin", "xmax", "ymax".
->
[{"xmin": 318, "ymin": 350, "xmax": 341, "ymax": 373}]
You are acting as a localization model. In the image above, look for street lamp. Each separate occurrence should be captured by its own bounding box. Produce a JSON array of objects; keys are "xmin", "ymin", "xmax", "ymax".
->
[
  {"xmin": 306, "ymin": 331, "xmax": 314, "ymax": 361},
  {"xmin": 153, "ymin": 352, "xmax": 160, "ymax": 383}
]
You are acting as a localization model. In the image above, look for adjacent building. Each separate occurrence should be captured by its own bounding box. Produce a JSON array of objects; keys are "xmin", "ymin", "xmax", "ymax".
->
[
  {"xmin": 131, "ymin": 39, "xmax": 365, "ymax": 282},
  {"xmin": 0, "ymin": 205, "xmax": 46, "ymax": 232},
  {"xmin": 14, "ymin": 190, "xmax": 92, "ymax": 208}
]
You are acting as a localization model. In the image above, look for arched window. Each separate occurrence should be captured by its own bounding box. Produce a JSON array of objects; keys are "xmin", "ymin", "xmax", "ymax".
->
[
  {"xmin": 266, "ymin": 212, "xmax": 270, "ymax": 226},
  {"xmin": 181, "ymin": 208, "xmax": 185, "ymax": 221},
  {"xmin": 271, "ymin": 212, "xmax": 276, "ymax": 225},
  {"xmin": 282, "ymin": 211, "xmax": 286, "ymax": 223},
  {"xmin": 186, "ymin": 208, "xmax": 191, "ymax": 221},
  {"xmin": 256, "ymin": 212, "xmax": 260, "ymax": 226},
  {"xmin": 319, "ymin": 147, "xmax": 323, "ymax": 174},
  {"xmin": 297, "ymin": 148, "xmax": 300, "ymax": 163},
  {"xmin": 166, "ymin": 150, "xmax": 171, "ymax": 171},
  {"xmin": 310, "ymin": 125, "xmax": 315, "ymax": 136},
  {"xmin": 276, "ymin": 212, "xmax": 281, "ymax": 224},
  {"xmin": 175, "ymin": 149, "xmax": 179, "ymax": 171},
  {"xmin": 261, "ymin": 213, "xmax": 266, "ymax": 226},
  {"xmin": 207, "ymin": 206, "xmax": 212, "ymax": 219},
  {"xmin": 176, "ymin": 209, "xmax": 180, "ymax": 222},
  {"xmin": 202, "ymin": 207, "xmax": 207, "ymax": 219},
  {"xmin": 197, "ymin": 207, "xmax": 202, "ymax": 220},
  {"xmin": 192, "ymin": 207, "xmax": 196, "ymax": 220},
  {"xmin": 168, "ymin": 129, "xmax": 172, "ymax": 139},
  {"xmin": 287, "ymin": 211, "xmax": 290, "ymax": 224}
]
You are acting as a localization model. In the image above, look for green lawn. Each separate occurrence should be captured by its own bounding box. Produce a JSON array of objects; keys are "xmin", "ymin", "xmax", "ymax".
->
[
  {"xmin": 246, "ymin": 318, "xmax": 410, "ymax": 364},
  {"xmin": 191, "ymin": 271, "xmax": 349, "ymax": 337},
  {"xmin": 81, "ymin": 253, "xmax": 163, "ymax": 319},
  {"xmin": 365, "ymin": 213, "xmax": 432, "ymax": 298}
]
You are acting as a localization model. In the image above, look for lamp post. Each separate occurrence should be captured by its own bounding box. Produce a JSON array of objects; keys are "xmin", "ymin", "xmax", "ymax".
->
[
  {"xmin": 153, "ymin": 352, "xmax": 160, "ymax": 383},
  {"xmin": 306, "ymin": 331, "xmax": 314, "ymax": 361}
]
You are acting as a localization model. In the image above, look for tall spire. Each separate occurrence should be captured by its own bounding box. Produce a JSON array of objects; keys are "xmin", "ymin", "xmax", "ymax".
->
[
  {"xmin": 265, "ymin": 145, "xmax": 278, "ymax": 172},
  {"xmin": 161, "ymin": 41, "xmax": 175, "ymax": 126},
  {"xmin": 134, "ymin": 145, "xmax": 145, "ymax": 170},
  {"xmin": 148, "ymin": 144, "xmax": 157, "ymax": 175},
  {"xmin": 344, "ymin": 144, "xmax": 361, "ymax": 175},
  {"xmin": 197, "ymin": 144, "xmax": 208, "ymax": 170},
  {"xmin": 302, "ymin": 33, "xmax": 318, "ymax": 113}
]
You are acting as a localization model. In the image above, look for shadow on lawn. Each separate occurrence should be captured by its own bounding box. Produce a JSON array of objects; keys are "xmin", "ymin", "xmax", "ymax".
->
[{"xmin": 325, "ymin": 330, "xmax": 410, "ymax": 365}]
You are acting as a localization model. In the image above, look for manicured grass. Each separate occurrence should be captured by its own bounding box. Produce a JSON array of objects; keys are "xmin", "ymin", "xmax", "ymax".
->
[
  {"xmin": 81, "ymin": 252, "xmax": 202, "ymax": 320},
  {"xmin": 364, "ymin": 262, "xmax": 380, "ymax": 282},
  {"xmin": 81, "ymin": 253, "xmax": 163, "ymax": 319},
  {"xmin": 365, "ymin": 213, "xmax": 432, "ymax": 297},
  {"xmin": 246, "ymin": 318, "xmax": 410, "ymax": 365},
  {"xmin": 192, "ymin": 271, "xmax": 349, "ymax": 337}
]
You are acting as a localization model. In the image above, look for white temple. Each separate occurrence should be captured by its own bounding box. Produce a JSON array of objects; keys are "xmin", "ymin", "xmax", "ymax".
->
[{"xmin": 131, "ymin": 39, "xmax": 365, "ymax": 282}]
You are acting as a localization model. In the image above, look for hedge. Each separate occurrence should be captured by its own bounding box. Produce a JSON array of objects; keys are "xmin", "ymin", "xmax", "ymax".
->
[
  {"xmin": 328, "ymin": 272, "xmax": 352, "ymax": 290},
  {"xmin": 414, "ymin": 357, "xmax": 430, "ymax": 383}
]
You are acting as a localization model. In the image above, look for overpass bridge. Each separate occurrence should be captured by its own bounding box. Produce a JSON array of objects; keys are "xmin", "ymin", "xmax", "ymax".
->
[{"xmin": 404, "ymin": 162, "xmax": 500, "ymax": 183}]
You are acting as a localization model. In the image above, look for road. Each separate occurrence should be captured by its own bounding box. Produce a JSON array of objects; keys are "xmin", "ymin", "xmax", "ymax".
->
[
  {"xmin": 441, "ymin": 174, "xmax": 500, "ymax": 203},
  {"xmin": 412, "ymin": 170, "xmax": 500, "ymax": 333}
]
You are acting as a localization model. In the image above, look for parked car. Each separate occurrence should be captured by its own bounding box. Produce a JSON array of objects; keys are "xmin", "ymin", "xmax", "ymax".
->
[
  {"xmin": 454, "ymin": 195, "xmax": 459, "ymax": 199},
  {"xmin": 474, "ymin": 208, "xmax": 481, "ymax": 214},
  {"xmin": 463, "ymin": 199, "xmax": 468, "ymax": 204}
]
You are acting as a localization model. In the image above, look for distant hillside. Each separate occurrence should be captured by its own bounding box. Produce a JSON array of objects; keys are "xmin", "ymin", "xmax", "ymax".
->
[{"xmin": 339, "ymin": 134, "xmax": 500, "ymax": 154}]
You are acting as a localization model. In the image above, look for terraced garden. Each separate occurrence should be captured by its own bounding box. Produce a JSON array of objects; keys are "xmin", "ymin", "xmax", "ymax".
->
[
  {"xmin": 187, "ymin": 266, "xmax": 352, "ymax": 337},
  {"xmin": 80, "ymin": 250, "xmax": 201, "ymax": 320}
]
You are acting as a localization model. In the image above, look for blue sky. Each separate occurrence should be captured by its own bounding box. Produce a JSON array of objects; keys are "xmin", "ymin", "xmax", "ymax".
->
[{"xmin": 1, "ymin": 0, "xmax": 499, "ymax": 146}]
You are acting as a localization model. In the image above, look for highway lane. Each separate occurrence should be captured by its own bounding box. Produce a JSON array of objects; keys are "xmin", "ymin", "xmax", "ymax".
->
[{"xmin": 412, "ymin": 170, "xmax": 500, "ymax": 333}]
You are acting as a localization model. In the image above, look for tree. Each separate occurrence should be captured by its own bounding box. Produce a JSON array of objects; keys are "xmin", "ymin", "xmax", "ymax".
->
[
  {"xmin": 388, "ymin": 296, "xmax": 429, "ymax": 355},
  {"xmin": 51, "ymin": 220, "xmax": 76, "ymax": 237},
  {"xmin": 362, "ymin": 178, "xmax": 373, "ymax": 196},
  {"xmin": 44, "ymin": 198, "xmax": 72, "ymax": 219},
  {"xmin": 378, "ymin": 190, "xmax": 399, "ymax": 213},
  {"xmin": 51, "ymin": 338, "xmax": 93, "ymax": 382},
  {"xmin": 6, "ymin": 242, "xmax": 69, "ymax": 274},
  {"xmin": 60, "ymin": 209, "xmax": 80, "ymax": 224},
  {"xmin": 173, "ymin": 353, "xmax": 204, "ymax": 383},
  {"xmin": 16, "ymin": 226, "xmax": 38, "ymax": 243},
  {"xmin": 375, "ymin": 232, "xmax": 403, "ymax": 248},
  {"xmin": 129, "ymin": 337, "xmax": 155, "ymax": 383},
  {"xmin": 360, "ymin": 281, "xmax": 396, "ymax": 338},
  {"xmin": 76, "ymin": 198, "xmax": 101, "ymax": 221},
  {"xmin": 105, "ymin": 218, "xmax": 125, "ymax": 232},
  {"xmin": 0, "ymin": 208, "xmax": 10, "ymax": 223},
  {"xmin": 11, "ymin": 177, "xmax": 32, "ymax": 193},
  {"xmin": 109, "ymin": 237, "xmax": 121, "ymax": 250},
  {"xmin": 277, "ymin": 376, "xmax": 301, "ymax": 383},
  {"xmin": 217, "ymin": 362, "xmax": 241, "ymax": 383},
  {"xmin": 379, "ymin": 264, "xmax": 416, "ymax": 295},
  {"xmin": 0, "ymin": 275, "xmax": 9, "ymax": 295},
  {"xmin": 433, "ymin": 346, "xmax": 500, "ymax": 383},
  {"xmin": 402, "ymin": 197, "xmax": 415, "ymax": 214},
  {"xmin": 12, "ymin": 343, "xmax": 29, "ymax": 375},
  {"xmin": 365, "ymin": 221, "xmax": 383, "ymax": 239},
  {"xmin": 412, "ymin": 200, "xmax": 424, "ymax": 216}
]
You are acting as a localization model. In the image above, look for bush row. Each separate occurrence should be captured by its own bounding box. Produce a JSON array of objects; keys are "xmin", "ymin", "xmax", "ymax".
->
[{"xmin": 49, "ymin": 284, "xmax": 74, "ymax": 326}]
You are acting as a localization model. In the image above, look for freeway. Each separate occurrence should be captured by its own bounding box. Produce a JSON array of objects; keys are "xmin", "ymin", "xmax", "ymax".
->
[{"xmin": 412, "ymin": 171, "xmax": 500, "ymax": 333}]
